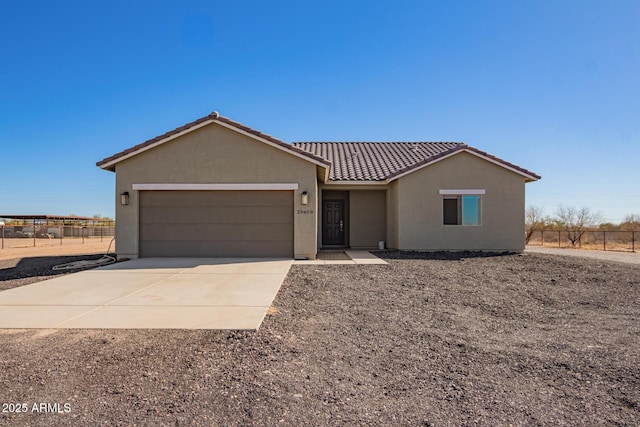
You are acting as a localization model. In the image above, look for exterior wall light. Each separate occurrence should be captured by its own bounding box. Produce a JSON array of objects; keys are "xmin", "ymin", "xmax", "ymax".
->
[
  {"xmin": 120, "ymin": 192, "xmax": 130, "ymax": 206},
  {"xmin": 301, "ymin": 191, "xmax": 309, "ymax": 205}
]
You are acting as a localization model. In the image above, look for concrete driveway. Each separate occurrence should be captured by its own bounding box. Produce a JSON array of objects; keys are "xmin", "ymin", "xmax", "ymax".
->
[{"xmin": 0, "ymin": 258, "xmax": 293, "ymax": 330}]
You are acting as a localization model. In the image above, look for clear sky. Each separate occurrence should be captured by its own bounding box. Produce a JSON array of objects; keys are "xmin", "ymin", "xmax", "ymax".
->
[{"xmin": 1, "ymin": 1, "xmax": 638, "ymax": 222}]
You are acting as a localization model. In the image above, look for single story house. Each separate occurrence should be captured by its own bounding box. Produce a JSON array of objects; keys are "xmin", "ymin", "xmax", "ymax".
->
[{"xmin": 97, "ymin": 112, "xmax": 540, "ymax": 260}]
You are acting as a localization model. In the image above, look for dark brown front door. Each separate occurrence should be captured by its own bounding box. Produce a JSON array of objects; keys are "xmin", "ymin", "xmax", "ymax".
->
[{"xmin": 323, "ymin": 200, "xmax": 345, "ymax": 246}]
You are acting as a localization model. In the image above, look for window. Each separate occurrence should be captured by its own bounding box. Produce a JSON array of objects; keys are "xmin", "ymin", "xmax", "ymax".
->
[{"xmin": 440, "ymin": 190, "xmax": 484, "ymax": 226}]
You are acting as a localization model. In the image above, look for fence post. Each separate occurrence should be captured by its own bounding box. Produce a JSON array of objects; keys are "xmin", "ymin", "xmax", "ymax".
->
[
  {"xmin": 558, "ymin": 230, "xmax": 561, "ymax": 248},
  {"xmin": 603, "ymin": 231, "xmax": 606, "ymax": 251},
  {"xmin": 541, "ymin": 230, "xmax": 544, "ymax": 246},
  {"xmin": 633, "ymin": 231, "xmax": 635, "ymax": 253}
]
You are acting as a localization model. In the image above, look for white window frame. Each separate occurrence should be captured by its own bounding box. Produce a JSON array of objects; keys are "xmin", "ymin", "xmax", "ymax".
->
[
  {"xmin": 440, "ymin": 189, "xmax": 485, "ymax": 226},
  {"xmin": 439, "ymin": 189, "xmax": 486, "ymax": 196}
]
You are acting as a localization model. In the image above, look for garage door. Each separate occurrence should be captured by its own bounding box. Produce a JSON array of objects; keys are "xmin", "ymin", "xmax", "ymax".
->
[{"xmin": 139, "ymin": 191, "xmax": 293, "ymax": 257}]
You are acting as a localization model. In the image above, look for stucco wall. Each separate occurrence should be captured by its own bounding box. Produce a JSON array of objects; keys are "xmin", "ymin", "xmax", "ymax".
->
[
  {"xmin": 114, "ymin": 123, "xmax": 318, "ymax": 259},
  {"xmin": 395, "ymin": 152, "xmax": 527, "ymax": 251},
  {"xmin": 386, "ymin": 181, "xmax": 399, "ymax": 249},
  {"xmin": 349, "ymin": 190, "xmax": 386, "ymax": 248}
]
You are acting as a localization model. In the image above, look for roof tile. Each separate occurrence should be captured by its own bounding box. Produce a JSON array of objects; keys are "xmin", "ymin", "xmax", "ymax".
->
[{"xmin": 292, "ymin": 142, "xmax": 463, "ymax": 181}]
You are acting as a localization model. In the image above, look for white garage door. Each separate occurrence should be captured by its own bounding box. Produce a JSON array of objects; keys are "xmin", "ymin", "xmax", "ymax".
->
[{"xmin": 139, "ymin": 191, "xmax": 293, "ymax": 257}]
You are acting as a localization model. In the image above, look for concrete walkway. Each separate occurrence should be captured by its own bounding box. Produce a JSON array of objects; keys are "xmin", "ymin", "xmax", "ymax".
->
[
  {"xmin": 294, "ymin": 250, "xmax": 388, "ymax": 265},
  {"xmin": 525, "ymin": 246, "xmax": 640, "ymax": 265},
  {"xmin": 0, "ymin": 258, "xmax": 293, "ymax": 330}
]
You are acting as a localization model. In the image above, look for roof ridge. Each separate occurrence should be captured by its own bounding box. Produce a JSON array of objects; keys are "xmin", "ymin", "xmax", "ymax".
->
[{"xmin": 292, "ymin": 141, "xmax": 464, "ymax": 144}]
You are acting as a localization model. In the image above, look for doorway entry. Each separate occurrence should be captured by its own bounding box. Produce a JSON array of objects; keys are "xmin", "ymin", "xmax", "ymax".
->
[{"xmin": 322, "ymin": 192, "xmax": 348, "ymax": 247}]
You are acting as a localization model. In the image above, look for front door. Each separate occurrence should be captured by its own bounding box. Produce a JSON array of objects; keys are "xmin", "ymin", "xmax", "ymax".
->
[{"xmin": 323, "ymin": 200, "xmax": 345, "ymax": 246}]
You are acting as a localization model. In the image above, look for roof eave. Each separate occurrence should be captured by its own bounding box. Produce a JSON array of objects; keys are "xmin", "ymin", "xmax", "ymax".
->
[
  {"xmin": 325, "ymin": 180, "xmax": 388, "ymax": 185},
  {"xmin": 386, "ymin": 147, "xmax": 541, "ymax": 183},
  {"xmin": 96, "ymin": 114, "xmax": 332, "ymax": 173},
  {"xmin": 96, "ymin": 118, "xmax": 217, "ymax": 171},
  {"xmin": 462, "ymin": 147, "xmax": 541, "ymax": 182},
  {"xmin": 213, "ymin": 119, "xmax": 331, "ymax": 170}
]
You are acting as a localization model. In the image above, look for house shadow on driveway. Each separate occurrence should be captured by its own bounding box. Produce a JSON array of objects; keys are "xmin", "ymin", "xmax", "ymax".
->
[{"xmin": 96, "ymin": 257, "xmax": 290, "ymax": 271}]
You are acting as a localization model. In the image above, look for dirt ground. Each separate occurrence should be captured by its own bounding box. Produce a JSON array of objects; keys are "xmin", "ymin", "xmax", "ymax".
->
[
  {"xmin": 0, "ymin": 238, "xmax": 113, "ymax": 261},
  {"xmin": 0, "ymin": 251, "xmax": 639, "ymax": 426}
]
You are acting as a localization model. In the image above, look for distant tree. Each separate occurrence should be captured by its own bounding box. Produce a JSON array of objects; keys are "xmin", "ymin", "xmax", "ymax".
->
[
  {"xmin": 554, "ymin": 206, "xmax": 603, "ymax": 247},
  {"xmin": 544, "ymin": 217, "xmax": 562, "ymax": 231},
  {"xmin": 598, "ymin": 222, "xmax": 621, "ymax": 231},
  {"xmin": 621, "ymin": 214, "xmax": 640, "ymax": 231},
  {"xmin": 525, "ymin": 206, "xmax": 546, "ymax": 244},
  {"xmin": 93, "ymin": 214, "xmax": 102, "ymax": 219}
]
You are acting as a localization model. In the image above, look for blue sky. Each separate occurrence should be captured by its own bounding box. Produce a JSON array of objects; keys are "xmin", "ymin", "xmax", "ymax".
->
[{"xmin": 1, "ymin": 1, "xmax": 638, "ymax": 222}]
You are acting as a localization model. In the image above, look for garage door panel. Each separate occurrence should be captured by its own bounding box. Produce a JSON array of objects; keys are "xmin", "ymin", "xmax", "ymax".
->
[
  {"xmin": 201, "ymin": 223, "xmax": 293, "ymax": 241},
  {"xmin": 141, "ymin": 223, "xmax": 293, "ymax": 241},
  {"xmin": 208, "ymin": 191, "xmax": 291, "ymax": 206},
  {"xmin": 204, "ymin": 206, "xmax": 293, "ymax": 223},
  {"xmin": 142, "ymin": 206, "xmax": 210, "ymax": 223},
  {"xmin": 208, "ymin": 206, "xmax": 293, "ymax": 223},
  {"xmin": 139, "ymin": 191, "xmax": 294, "ymax": 257},
  {"xmin": 140, "ymin": 240, "xmax": 293, "ymax": 258},
  {"xmin": 141, "ymin": 190, "xmax": 292, "ymax": 207},
  {"xmin": 141, "ymin": 206, "xmax": 292, "ymax": 224}
]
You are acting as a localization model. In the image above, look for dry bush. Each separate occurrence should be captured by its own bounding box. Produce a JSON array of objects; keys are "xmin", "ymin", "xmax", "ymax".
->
[
  {"xmin": 554, "ymin": 206, "xmax": 603, "ymax": 247},
  {"xmin": 525, "ymin": 206, "xmax": 546, "ymax": 244}
]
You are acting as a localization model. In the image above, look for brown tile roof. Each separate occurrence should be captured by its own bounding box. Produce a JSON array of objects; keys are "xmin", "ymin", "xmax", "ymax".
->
[
  {"xmin": 293, "ymin": 142, "xmax": 540, "ymax": 182},
  {"xmin": 293, "ymin": 141, "xmax": 460, "ymax": 181},
  {"xmin": 96, "ymin": 112, "xmax": 330, "ymax": 170},
  {"xmin": 96, "ymin": 112, "xmax": 540, "ymax": 182}
]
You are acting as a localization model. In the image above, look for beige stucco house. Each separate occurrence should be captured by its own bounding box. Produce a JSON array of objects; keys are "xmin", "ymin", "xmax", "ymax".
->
[{"xmin": 97, "ymin": 112, "xmax": 540, "ymax": 260}]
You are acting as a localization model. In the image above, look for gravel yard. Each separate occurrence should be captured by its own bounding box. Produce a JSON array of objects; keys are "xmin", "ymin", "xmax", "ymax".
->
[
  {"xmin": 1, "ymin": 251, "xmax": 639, "ymax": 426},
  {"xmin": 0, "ymin": 254, "xmax": 111, "ymax": 292}
]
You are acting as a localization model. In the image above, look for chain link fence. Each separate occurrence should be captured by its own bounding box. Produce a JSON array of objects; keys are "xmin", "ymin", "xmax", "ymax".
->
[
  {"xmin": 527, "ymin": 230, "xmax": 637, "ymax": 252},
  {"xmin": 1, "ymin": 223, "xmax": 115, "ymax": 249}
]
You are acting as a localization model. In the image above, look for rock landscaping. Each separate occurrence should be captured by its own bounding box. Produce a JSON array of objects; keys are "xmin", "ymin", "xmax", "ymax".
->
[{"xmin": 0, "ymin": 251, "xmax": 638, "ymax": 426}]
